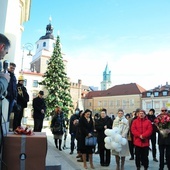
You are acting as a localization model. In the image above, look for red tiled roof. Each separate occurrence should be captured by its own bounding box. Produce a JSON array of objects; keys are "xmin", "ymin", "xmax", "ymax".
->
[{"xmin": 85, "ymin": 83, "xmax": 146, "ymax": 99}]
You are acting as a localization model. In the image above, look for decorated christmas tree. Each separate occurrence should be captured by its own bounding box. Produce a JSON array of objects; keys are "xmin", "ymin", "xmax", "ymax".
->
[{"xmin": 40, "ymin": 35, "xmax": 73, "ymax": 117}]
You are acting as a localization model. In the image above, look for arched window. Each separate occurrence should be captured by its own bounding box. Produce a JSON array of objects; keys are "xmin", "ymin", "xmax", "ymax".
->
[{"xmin": 43, "ymin": 42, "xmax": 46, "ymax": 47}]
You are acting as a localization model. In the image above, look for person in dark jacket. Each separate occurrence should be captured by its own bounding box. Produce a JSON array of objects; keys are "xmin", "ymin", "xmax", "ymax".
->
[
  {"xmin": 131, "ymin": 109, "xmax": 153, "ymax": 170},
  {"xmin": 95, "ymin": 108, "xmax": 113, "ymax": 167},
  {"xmin": 69, "ymin": 108, "xmax": 80, "ymax": 154},
  {"xmin": 156, "ymin": 107, "xmax": 170, "ymax": 170},
  {"xmin": 75, "ymin": 110, "xmax": 84, "ymax": 161},
  {"xmin": 94, "ymin": 112, "xmax": 100, "ymax": 154},
  {"xmin": 13, "ymin": 75, "xmax": 29, "ymax": 130},
  {"xmin": 50, "ymin": 106, "xmax": 65, "ymax": 151},
  {"xmin": 79, "ymin": 109, "xmax": 95, "ymax": 169},
  {"xmin": 62, "ymin": 116, "xmax": 69, "ymax": 150},
  {"xmin": 146, "ymin": 108, "xmax": 158, "ymax": 162},
  {"xmin": 6, "ymin": 62, "xmax": 17, "ymax": 121},
  {"xmin": 33, "ymin": 90, "xmax": 46, "ymax": 132}
]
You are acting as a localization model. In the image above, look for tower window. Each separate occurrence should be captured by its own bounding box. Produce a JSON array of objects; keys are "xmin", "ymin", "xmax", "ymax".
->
[{"xmin": 43, "ymin": 42, "xmax": 46, "ymax": 47}]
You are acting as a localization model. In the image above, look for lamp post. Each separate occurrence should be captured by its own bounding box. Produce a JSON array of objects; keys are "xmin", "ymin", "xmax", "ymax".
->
[
  {"xmin": 151, "ymin": 93, "xmax": 154, "ymax": 109},
  {"xmin": 21, "ymin": 43, "xmax": 33, "ymax": 73}
]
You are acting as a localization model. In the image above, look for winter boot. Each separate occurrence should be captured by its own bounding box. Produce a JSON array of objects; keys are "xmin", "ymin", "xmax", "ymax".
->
[
  {"xmin": 59, "ymin": 139, "xmax": 62, "ymax": 151},
  {"xmin": 54, "ymin": 139, "xmax": 58, "ymax": 149}
]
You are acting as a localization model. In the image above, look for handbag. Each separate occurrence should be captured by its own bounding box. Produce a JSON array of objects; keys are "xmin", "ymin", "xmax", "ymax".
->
[
  {"xmin": 85, "ymin": 136, "xmax": 97, "ymax": 146},
  {"xmin": 51, "ymin": 126, "xmax": 61, "ymax": 134}
]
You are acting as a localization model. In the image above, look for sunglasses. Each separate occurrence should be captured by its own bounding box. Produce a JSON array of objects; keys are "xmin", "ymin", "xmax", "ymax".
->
[{"xmin": 161, "ymin": 110, "xmax": 167, "ymax": 112}]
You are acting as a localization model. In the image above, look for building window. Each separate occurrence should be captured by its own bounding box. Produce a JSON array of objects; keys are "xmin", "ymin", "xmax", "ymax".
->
[
  {"xmin": 33, "ymin": 80, "xmax": 38, "ymax": 87},
  {"xmin": 162, "ymin": 91, "xmax": 168, "ymax": 96},
  {"xmin": 129, "ymin": 99, "xmax": 134, "ymax": 106},
  {"xmin": 122, "ymin": 100, "xmax": 126, "ymax": 109},
  {"xmin": 154, "ymin": 92, "xmax": 159, "ymax": 97},
  {"xmin": 109, "ymin": 101, "xmax": 113, "ymax": 107},
  {"xmin": 88, "ymin": 102, "xmax": 91, "ymax": 107},
  {"xmin": 24, "ymin": 79, "xmax": 27, "ymax": 86},
  {"xmin": 146, "ymin": 102, "xmax": 152, "ymax": 109},
  {"xmin": 103, "ymin": 101, "xmax": 107, "ymax": 107},
  {"xmin": 146, "ymin": 92, "xmax": 151, "ymax": 97},
  {"xmin": 32, "ymin": 93, "xmax": 37, "ymax": 99},
  {"xmin": 37, "ymin": 44, "xmax": 39, "ymax": 49},
  {"xmin": 43, "ymin": 42, "xmax": 46, "ymax": 47},
  {"xmin": 155, "ymin": 102, "xmax": 160, "ymax": 109},
  {"xmin": 98, "ymin": 101, "xmax": 102, "ymax": 107},
  {"xmin": 116, "ymin": 100, "xmax": 121, "ymax": 107}
]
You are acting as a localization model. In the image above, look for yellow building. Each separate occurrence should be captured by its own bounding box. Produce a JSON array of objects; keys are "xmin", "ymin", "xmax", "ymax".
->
[{"xmin": 83, "ymin": 83, "xmax": 146, "ymax": 116}]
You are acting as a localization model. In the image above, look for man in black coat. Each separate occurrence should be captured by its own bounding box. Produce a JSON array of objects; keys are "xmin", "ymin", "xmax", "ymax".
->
[
  {"xmin": 157, "ymin": 107, "xmax": 170, "ymax": 170},
  {"xmin": 6, "ymin": 63, "xmax": 17, "ymax": 121},
  {"xmin": 95, "ymin": 108, "xmax": 113, "ymax": 167},
  {"xmin": 69, "ymin": 108, "xmax": 80, "ymax": 154},
  {"xmin": 33, "ymin": 91, "xmax": 46, "ymax": 132},
  {"xmin": 146, "ymin": 108, "xmax": 158, "ymax": 162}
]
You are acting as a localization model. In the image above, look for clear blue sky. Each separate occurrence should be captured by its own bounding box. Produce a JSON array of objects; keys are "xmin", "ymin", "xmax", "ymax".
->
[{"xmin": 22, "ymin": 0, "xmax": 170, "ymax": 90}]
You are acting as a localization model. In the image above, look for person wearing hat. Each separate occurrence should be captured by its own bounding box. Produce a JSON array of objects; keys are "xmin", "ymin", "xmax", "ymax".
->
[
  {"xmin": 32, "ymin": 90, "xmax": 46, "ymax": 132},
  {"xmin": 13, "ymin": 74, "xmax": 29, "ymax": 130}
]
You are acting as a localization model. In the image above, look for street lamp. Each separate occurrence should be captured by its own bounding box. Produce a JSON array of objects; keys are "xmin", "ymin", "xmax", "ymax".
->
[
  {"xmin": 151, "ymin": 93, "xmax": 154, "ymax": 108},
  {"xmin": 21, "ymin": 43, "xmax": 34, "ymax": 73}
]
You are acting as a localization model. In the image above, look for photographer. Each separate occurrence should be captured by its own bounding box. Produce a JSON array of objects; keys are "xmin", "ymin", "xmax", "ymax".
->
[
  {"xmin": 0, "ymin": 33, "xmax": 11, "ymax": 169},
  {"xmin": 0, "ymin": 33, "xmax": 11, "ymax": 96}
]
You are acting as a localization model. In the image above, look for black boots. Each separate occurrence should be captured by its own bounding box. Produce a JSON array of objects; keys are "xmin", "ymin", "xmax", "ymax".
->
[
  {"xmin": 55, "ymin": 139, "xmax": 58, "ymax": 148},
  {"xmin": 59, "ymin": 139, "xmax": 62, "ymax": 151},
  {"xmin": 55, "ymin": 139, "xmax": 62, "ymax": 151}
]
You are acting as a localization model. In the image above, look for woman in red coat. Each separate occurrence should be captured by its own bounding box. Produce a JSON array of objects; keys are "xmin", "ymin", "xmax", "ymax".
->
[{"xmin": 131, "ymin": 109, "xmax": 153, "ymax": 170}]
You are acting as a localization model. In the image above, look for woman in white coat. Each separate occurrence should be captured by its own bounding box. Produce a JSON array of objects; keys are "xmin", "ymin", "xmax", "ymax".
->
[{"xmin": 112, "ymin": 109, "xmax": 129, "ymax": 170}]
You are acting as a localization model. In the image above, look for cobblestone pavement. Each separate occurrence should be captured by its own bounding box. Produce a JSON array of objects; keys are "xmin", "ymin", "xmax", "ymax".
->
[{"xmin": 44, "ymin": 128, "xmax": 168, "ymax": 170}]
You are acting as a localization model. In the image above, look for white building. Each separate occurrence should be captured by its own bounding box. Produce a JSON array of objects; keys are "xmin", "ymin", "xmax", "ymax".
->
[{"xmin": 0, "ymin": 0, "xmax": 31, "ymax": 74}]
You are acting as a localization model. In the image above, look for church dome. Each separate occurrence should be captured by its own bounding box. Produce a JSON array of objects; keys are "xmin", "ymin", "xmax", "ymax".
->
[{"xmin": 39, "ymin": 22, "xmax": 54, "ymax": 40}]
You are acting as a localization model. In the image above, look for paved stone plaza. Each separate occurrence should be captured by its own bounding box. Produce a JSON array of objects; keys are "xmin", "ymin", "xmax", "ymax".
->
[{"xmin": 44, "ymin": 128, "xmax": 168, "ymax": 170}]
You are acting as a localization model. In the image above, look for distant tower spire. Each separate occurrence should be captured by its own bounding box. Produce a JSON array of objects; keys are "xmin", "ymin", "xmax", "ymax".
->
[
  {"xmin": 49, "ymin": 16, "xmax": 52, "ymax": 23},
  {"xmin": 101, "ymin": 63, "xmax": 112, "ymax": 90}
]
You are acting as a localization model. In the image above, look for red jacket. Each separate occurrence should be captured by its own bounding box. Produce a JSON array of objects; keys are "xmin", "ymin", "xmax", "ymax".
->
[{"xmin": 131, "ymin": 116, "xmax": 153, "ymax": 147}]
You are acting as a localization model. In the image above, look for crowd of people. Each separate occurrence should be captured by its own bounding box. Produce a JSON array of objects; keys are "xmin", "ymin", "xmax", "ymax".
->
[
  {"xmin": 55, "ymin": 107, "xmax": 170, "ymax": 170},
  {"xmin": 1, "ymin": 33, "xmax": 170, "ymax": 170}
]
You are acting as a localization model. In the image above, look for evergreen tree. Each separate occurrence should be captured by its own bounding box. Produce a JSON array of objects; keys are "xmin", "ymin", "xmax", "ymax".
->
[{"xmin": 40, "ymin": 35, "xmax": 73, "ymax": 117}]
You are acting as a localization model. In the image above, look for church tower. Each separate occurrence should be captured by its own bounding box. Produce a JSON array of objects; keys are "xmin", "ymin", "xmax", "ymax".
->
[
  {"xmin": 30, "ymin": 17, "xmax": 56, "ymax": 73},
  {"xmin": 101, "ymin": 63, "xmax": 112, "ymax": 90}
]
